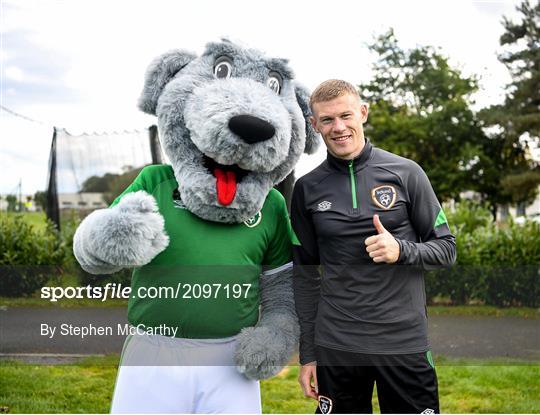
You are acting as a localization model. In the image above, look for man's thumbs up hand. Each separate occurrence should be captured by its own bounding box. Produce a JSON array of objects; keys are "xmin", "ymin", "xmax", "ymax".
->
[
  {"xmin": 373, "ymin": 213, "xmax": 387, "ymax": 235},
  {"xmin": 365, "ymin": 214, "xmax": 400, "ymax": 263}
]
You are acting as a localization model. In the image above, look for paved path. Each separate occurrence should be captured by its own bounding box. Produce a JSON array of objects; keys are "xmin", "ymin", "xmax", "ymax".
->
[
  {"xmin": 1, "ymin": 307, "xmax": 539, "ymax": 361},
  {"xmin": 429, "ymin": 315, "xmax": 539, "ymax": 360}
]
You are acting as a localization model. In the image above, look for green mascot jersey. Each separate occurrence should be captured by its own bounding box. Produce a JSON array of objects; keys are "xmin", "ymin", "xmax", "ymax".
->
[{"xmin": 110, "ymin": 165, "xmax": 292, "ymax": 339}]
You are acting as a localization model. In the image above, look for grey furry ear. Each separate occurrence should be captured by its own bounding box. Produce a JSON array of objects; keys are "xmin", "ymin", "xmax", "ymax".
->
[
  {"xmin": 138, "ymin": 49, "xmax": 197, "ymax": 115},
  {"xmin": 294, "ymin": 83, "xmax": 321, "ymax": 155}
]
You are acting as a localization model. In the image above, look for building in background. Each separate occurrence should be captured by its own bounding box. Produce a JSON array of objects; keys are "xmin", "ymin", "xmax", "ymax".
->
[{"xmin": 57, "ymin": 193, "xmax": 107, "ymax": 210}]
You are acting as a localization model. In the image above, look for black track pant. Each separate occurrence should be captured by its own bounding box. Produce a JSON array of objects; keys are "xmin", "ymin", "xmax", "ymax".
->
[{"xmin": 314, "ymin": 346, "xmax": 439, "ymax": 414}]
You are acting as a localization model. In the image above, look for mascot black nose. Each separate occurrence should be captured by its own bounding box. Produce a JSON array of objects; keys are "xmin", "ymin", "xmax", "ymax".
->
[{"xmin": 228, "ymin": 115, "xmax": 275, "ymax": 143}]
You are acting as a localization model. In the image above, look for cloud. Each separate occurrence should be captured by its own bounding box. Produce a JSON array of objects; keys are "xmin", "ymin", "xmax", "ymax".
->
[
  {"xmin": 0, "ymin": 0, "xmax": 522, "ymax": 194},
  {"xmin": 1, "ymin": 30, "xmax": 81, "ymax": 106}
]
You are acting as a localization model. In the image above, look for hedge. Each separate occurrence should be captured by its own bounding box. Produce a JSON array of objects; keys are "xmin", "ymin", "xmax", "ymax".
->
[
  {"xmin": 426, "ymin": 203, "xmax": 540, "ymax": 307},
  {"xmin": 0, "ymin": 214, "xmax": 69, "ymax": 296},
  {"xmin": 1, "ymin": 202, "xmax": 538, "ymax": 306}
]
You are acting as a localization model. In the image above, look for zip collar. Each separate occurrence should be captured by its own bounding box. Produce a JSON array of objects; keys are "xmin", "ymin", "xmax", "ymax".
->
[{"xmin": 326, "ymin": 138, "xmax": 373, "ymax": 174}]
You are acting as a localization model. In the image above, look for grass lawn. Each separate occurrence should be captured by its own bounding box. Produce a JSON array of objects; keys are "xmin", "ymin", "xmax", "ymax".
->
[
  {"xmin": 1, "ymin": 355, "xmax": 538, "ymax": 413},
  {"xmin": 0, "ymin": 296, "xmax": 129, "ymax": 308},
  {"xmin": 2, "ymin": 295, "xmax": 539, "ymax": 319}
]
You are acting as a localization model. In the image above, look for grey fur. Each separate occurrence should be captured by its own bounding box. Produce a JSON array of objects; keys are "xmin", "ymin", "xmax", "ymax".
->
[
  {"xmin": 73, "ymin": 191, "xmax": 169, "ymax": 274},
  {"xmin": 139, "ymin": 41, "xmax": 312, "ymax": 379},
  {"xmin": 234, "ymin": 264, "xmax": 299, "ymax": 380},
  {"xmin": 138, "ymin": 50, "xmax": 197, "ymax": 115},
  {"xmin": 138, "ymin": 40, "xmax": 321, "ymax": 223},
  {"xmin": 294, "ymin": 83, "xmax": 321, "ymax": 155},
  {"xmin": 73, "ymin": 41, "xmax": 316, "ymax": 383}
]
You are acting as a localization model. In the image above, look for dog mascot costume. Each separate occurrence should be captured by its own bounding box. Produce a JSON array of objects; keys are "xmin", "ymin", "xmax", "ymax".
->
[{"xmin": 73, "ymin": 40, "xmax": 319, "ymax": 413}]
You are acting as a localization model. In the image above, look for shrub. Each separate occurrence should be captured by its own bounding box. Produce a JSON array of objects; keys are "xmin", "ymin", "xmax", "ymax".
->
[
  {"xmin": 425, "ymin": 227, "xmax": 486, "ymax": 305},
  {"xmin": 445, "ymin": 199, "xmax": 492, "ymax": 234},
  {"xmin": 0, "ymin": 214, "xmax": 69, "ymax": 296},
  {"xmin": 426, "ymin": 205, "xmax": 540, "ymax": 307},
  {"xmin": 59, "ymin": 212, "xmax": 132, "ymax": 288},
  {"xmin": 478, "ymin": 220, "xmax": 540, "ymax": 307}
]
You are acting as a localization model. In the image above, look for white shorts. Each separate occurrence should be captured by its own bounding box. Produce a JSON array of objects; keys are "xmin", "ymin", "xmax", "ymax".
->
[{"xmin": 111, "ymin": 332, "xmax": 261, "ymax": 414}]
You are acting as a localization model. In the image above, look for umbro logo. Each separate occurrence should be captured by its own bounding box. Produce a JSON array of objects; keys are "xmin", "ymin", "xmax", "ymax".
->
[
  {"xmin": 317, "ymin": 201, "xmax": 332, "ymax": 211},
  {"xmin": 421, "ymin": 409, "xmax": 435, "ymax": 414}
]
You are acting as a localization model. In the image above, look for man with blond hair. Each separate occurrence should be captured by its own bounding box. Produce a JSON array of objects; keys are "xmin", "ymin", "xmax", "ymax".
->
[{"xmin": 291, "ymin": 79, "xmax": 456, "ymax": 414}]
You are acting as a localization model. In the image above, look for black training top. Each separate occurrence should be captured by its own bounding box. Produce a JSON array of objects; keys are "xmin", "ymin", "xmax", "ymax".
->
[{"xmin": 291, "ymin": 139, "xmax": 456, "ymax": 364}]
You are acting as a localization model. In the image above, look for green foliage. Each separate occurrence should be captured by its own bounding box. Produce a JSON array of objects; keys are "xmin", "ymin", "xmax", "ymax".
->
[
  {"xmin": 427, "ymin": 203, "xmax": 540, "ymax": 306},
  {"xmin": 1, "ymin": 209, "xmax": 133, "ymax": 296},
  {"xmin": 80, "ymin": 166, "xmax": 145, "ymax": 204},
  {"xmin": 33, "ymin": 190, "xmax": 47, "ymax": 211},
  {"xmin": 359, "ymin": 29, "xmax": 486, "ymax": 202},
  {"xmin": 478, "ymin": 1, "xmax": 540, "ymax": 210},
  {"xmin": 499, "ymin": 0, "xmax": 540, "ymax": 138},
  {"xmin": 476, "ymin": 220, "xmax": 540, "ymax": 307},
  {"xmin": 500, "ymin": 169, "xmax": 540, "ymax": 205},
  {"xmin": 80, "ymin": 173, "xmax": 119, "ymax": 193},
  {"xmin": 5, "ymin": 194, "xmax": 18, "ymax": 212},
  {"xmin": 445, "ymin": 200, "xmax": 492, "ymax": 234},
  {"xmin": 0, "ymin": 214, "xmax": 69, "ymax": 296}
]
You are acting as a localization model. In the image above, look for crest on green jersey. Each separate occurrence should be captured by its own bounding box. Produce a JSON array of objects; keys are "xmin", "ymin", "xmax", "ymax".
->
[{"xmin": 244, "ymin": 211, "xmax": 262, "ymax": 228}]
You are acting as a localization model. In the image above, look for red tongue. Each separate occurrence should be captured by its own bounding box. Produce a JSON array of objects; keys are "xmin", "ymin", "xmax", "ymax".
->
[{"xmin": 213, "ymin": 168, "xmax": 237, "ymax": 206}]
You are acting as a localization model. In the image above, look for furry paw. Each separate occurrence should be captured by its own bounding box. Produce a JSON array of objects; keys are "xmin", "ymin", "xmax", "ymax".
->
[
  {"xmin": 234, "ymin": 325, "xmax": 291, "ymax": 380},
  {"xmin": 74, "ymin": 191, "xmax": 169, "ymax": 273},
  {"xmin": 116, "ymin": 191, "xmax": 160, "ymax": 214}
]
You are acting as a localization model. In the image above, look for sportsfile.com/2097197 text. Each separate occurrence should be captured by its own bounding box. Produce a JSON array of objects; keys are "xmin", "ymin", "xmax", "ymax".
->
[{"xmin": 40, "ymin": 283, "xmax": 252, "ymax": 302}]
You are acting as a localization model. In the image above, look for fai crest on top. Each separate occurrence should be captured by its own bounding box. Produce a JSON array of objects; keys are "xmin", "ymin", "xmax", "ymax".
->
[
  {"xmin": 318, "ymin": 395, "xmax": 333, "ymax": 414},
  {"xmin": 244, "ymin": 211, "xmax": 262, "ymax": 228},
  {"xmin": 371, "ymin": 185, "xmax": 397, "ymax": 209}
]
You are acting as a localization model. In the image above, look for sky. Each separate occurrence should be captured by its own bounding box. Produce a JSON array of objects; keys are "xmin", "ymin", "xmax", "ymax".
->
[{"xmin": 0, "ymin": 0, "xmax": 522, "ymax": 194}]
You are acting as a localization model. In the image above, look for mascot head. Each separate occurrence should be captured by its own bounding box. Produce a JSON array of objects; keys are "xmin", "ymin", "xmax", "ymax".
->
[{"xmin": 138, "ymin": 39, "xmax": 320, "ymax": 223}]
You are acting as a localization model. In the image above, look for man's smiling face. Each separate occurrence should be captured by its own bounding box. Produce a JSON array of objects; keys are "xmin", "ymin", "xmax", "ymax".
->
[{"xmin": 310, "ymin": 93, "xmax": 368, "ymax": 160}]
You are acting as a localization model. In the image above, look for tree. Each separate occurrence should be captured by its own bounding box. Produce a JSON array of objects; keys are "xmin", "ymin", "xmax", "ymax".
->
[
  {"xmin": 80, "ymin": 173, "xmax": 119, "ymax": 193},
  {"xmin": 359, "ymin": 29, "xmax": 487, "ymax": 202},
  {"xmin": 80, "ymin": 167, "xmax": 145, "ymax": 205},
  {"xmin": 5, "ymin": 195, "xmax": 17, "ymax": 212},
  {"xmin": 33, "ymin": 191, "xmax": 47, "ymax": 211},
  {"xmin": 478, "ymin": 0, "xmax": 540, "ymax": 215},
  {"xmin": 104, "ymin": 167, "xmax": 144, "ymax": 204}
]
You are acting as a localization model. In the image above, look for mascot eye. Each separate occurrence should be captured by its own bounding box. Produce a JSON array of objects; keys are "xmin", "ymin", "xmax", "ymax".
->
[
  {"xmin": 213, "ymin": 57, "xmax": 233, "ymax": 79},
  {"xmin": 266, "ymin": 71, "xmax": 282, "ymax": 95}
]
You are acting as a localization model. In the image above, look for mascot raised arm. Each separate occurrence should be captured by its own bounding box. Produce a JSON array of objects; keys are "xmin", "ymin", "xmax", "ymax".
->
[{"xmin": 73, "ymin": 39, "xmax": 319, "ymax": 413}]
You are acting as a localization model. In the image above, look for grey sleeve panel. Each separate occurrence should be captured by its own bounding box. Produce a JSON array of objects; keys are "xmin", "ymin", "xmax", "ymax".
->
[
  {"xmin": 291, "ymin": 179, "xmax": 321, "ymax": 364},
  {"xmin": 397, "ymin": 162, "xmax": 456, "ymax": 269}
]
